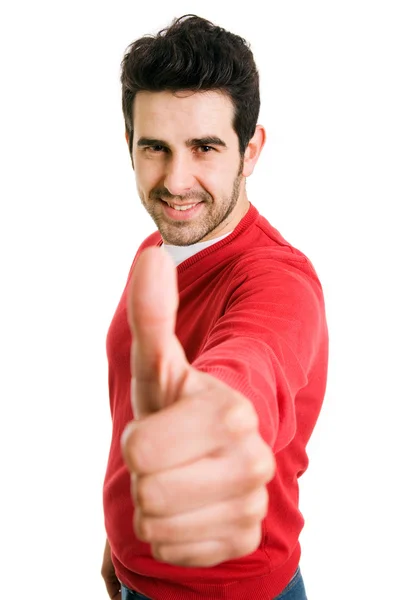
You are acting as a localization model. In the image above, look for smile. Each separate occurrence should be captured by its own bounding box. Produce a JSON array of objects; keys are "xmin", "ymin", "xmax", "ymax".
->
[
  {"xmin": 166, "ymin": 202, "xmax": 198, "ymax": 211},
  {"xmin": 160, "ymin": 199, "xmax": 204, "ymax": 221}
]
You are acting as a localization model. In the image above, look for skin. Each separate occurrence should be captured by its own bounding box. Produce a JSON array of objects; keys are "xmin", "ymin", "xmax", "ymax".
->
[
  {"xmin": 101, "ymin": 539, "xmax": 121, "ymax": 599},
  {"xmin": 129, "ymin": 89, "xmax": 266, "ymax": 245},
  {"xmin": 102, "ymin": 90, "xmax": 272, "ymax": 593},
  {"xmin": 124, "ymin": 248, "xmax": 275, "ymax": 567}
]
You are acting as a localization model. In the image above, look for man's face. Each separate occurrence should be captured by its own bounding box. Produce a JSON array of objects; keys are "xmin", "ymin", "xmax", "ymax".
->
[{"xmin": 131, "ymin": 90, "xmax": 247, "ymax": 246}]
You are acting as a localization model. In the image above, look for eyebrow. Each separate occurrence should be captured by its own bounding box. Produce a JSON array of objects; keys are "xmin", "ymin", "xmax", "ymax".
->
[{"xmin": 137, "ymin": 136, "xmax": 227, "ymax": 148}]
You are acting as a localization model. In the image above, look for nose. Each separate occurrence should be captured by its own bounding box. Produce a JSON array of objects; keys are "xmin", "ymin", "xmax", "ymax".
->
[{"xmin": 163, "ymin": 154, "xmax": 196, "ymax": 197}]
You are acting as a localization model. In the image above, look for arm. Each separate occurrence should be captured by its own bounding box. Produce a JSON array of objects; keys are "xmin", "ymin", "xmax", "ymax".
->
[
  {"xmin": 120, "ymin": 248, "xmax": 326, "ymax": 568},
  {"xmin": 193, "ymin": 260, "xmax": 327, "ymax": 452},
  {"xmin": 101, "ymin": 538, "xmax": 121, "ymax": 600}
]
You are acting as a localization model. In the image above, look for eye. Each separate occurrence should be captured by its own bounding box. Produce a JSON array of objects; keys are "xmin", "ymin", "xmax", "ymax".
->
[
  {"xmin": 196, "ymin": 145, "xmax": 215, "ymax": 154},
  {"xmin": 147, "ymin": 145, "xmax": 167, "ymax": 153}
]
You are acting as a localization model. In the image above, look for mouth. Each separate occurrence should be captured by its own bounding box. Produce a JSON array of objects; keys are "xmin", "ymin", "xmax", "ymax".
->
[
  {"xmin": 159, "ymin": 198, "xmax": 204, "ymax": 220},
  {"xmin": 162, "ymin": 199, "xmax": 202, "ymax": 211}
]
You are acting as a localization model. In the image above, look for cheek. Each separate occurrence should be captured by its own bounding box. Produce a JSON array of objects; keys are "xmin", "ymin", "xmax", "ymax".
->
[
  {"xmin": 199, "ymin": 166, "xmax": 235, "ymax": 196},
  {"xmin": 197, "ymin": 161, "xmax": 227, "ymax": 189},
  {"xmin": 135, "ymin": 159, "xmax": 162, "ymax": 191}
]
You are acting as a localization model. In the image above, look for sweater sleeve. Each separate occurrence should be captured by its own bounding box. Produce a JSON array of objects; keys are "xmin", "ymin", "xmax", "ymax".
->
[{"xmin": 191, "ymin": 257, "xmax": 327, "ymax": 452}]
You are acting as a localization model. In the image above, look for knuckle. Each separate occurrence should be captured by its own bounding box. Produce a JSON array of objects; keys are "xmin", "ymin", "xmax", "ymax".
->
[
  {"xmin": 244, "ymin": 525, "xmax": 263, "ymax": 555},
  {"xmin": 122, "ymin": 425, "xmax": 146, "ymax": 473},
  {"xmin": 240, "ymin": 488, "xmax": 268, "ymax": 524},
  {"xmin": 135, "ymin": 475, "xmax": 163, "ymax": 514},
  {"xmin": 243, "ymin": 440, "xmax": 276, "ymax": 487},
  {"xmin": 135, "ymin": 513, "xmax": 152, "ymax": 542},
  {"xmin": 152, "ymin": 543, "xmax": 169, "ymax": 563},
  {"xmin": 135, "ymin": 476, "xmax": 148, "ymax": 509},
  {"xmin": 223, "ymin": 399, "xmax": 259, "ymax": 436},
  {"xmin": 231, "ymin": 525, "xmax": 262, "ymax": 559},
  {"xmin": 247, "ymin": 459, "xmax": 267, "ymax": 485}
]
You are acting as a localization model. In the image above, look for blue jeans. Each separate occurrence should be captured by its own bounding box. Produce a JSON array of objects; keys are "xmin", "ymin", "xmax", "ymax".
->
[
  {"xmin": 275, "ymin": 567, "xmax": 307, "ymax": 599},
  {"xmin": 121, "ymin": 567, "xmax": 307, "ymax": 599}
]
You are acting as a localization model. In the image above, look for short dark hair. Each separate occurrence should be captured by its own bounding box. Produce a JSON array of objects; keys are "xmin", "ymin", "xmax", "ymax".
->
[{"xmin": 121, "ymin": 14, "xmax": 260, "ymax": 155}]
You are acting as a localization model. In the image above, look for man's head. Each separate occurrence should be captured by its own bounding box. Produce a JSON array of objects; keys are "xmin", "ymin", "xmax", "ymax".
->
[{"xmin": 121, "ymin": 15, "xmax": 265, "ymax": 245}]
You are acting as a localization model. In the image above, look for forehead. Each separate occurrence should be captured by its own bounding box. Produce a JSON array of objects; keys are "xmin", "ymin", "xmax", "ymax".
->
[{"xmin": 133, "ymin": 90, "xmax": 236, "ymax": 139}]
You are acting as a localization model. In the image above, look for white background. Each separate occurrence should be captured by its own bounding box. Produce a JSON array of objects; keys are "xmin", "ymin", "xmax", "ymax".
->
[{"xmin": 1, "ymin": 1, "xmax": 399, "ymax": 598}]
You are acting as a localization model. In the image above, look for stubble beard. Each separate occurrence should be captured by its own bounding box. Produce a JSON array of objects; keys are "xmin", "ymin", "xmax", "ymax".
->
[{"xmin": 140, "ymin": 164, "xmax": 244, "ymax": 247}]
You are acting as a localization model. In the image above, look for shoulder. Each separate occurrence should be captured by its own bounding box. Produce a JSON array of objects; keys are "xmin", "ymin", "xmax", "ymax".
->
[
  {"xmin": 225, "ymin": 222, "xmax": 326, "ymax": 318},
  {"xmin": 233, "ymin": 218, "xmax": 322, "ymax": 292},
  {"xmin": 235, "ymin": 205, "xmax": 321, "ymax": 285},
  {"xmin": 232, "ymin": 246, "xmax": 321, "ymax": 287}
]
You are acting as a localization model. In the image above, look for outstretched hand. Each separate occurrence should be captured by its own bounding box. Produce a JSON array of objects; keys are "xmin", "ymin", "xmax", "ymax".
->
[{"xmin": 121, "ymin": 247, "xmax": 275, "ymax": 567}]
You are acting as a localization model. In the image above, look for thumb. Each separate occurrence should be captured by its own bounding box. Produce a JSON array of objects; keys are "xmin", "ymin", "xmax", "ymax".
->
[{"xmin": 127, "ymin": 246, "xmax": 189, "ymax": 417}]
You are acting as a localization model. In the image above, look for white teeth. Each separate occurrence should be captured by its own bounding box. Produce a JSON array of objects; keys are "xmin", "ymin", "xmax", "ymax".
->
[{"xmin": 168, "ymin": 203, "xmax": 196, "ymax": 211}]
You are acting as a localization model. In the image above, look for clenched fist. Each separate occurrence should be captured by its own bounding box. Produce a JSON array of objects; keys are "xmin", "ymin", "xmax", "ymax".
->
[{"xmin": 121, "ymin": 247, "xmax": 275, "ymax": 567}]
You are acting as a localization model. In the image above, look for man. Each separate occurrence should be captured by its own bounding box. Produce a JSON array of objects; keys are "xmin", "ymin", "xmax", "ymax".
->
[{"xmin": 102, "ymin": 14, "xmax": 329, "ymax": 600}]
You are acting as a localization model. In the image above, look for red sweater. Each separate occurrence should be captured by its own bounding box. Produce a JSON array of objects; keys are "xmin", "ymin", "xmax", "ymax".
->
[{"xmin": 103, "ymin": 203, "xmax": 329, "ymax": 600}]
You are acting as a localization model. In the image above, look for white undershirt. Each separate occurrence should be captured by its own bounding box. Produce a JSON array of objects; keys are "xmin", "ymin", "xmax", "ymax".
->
[{"xmin": 162, "ymin": 232, "xmax": 232, "ymax": 266}]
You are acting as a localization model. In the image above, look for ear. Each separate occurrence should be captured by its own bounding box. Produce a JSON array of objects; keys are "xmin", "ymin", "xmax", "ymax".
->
[{"xmin": 241, "ymin": 125, "xmax": 266, "ymax": 177}]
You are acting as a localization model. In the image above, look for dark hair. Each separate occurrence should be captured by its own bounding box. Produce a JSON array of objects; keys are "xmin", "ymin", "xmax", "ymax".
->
[{"xmin": 121, "ymin": 14, "xmax": 260, "ymax": 155}]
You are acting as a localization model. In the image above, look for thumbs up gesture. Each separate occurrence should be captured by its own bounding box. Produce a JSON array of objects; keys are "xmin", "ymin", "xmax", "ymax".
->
[{"xmin": 121, "ymin": 247, "xmax": 275, "ymax": 567}]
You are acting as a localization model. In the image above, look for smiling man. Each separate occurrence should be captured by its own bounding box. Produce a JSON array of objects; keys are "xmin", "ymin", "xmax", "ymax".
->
[
  {"xmin": 132, "ymin": 89, "xmax": 255, "ymax": 247},
  {"xmin": 102, "ymin": 15, "xmax": 329, "ymax": 600}
]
